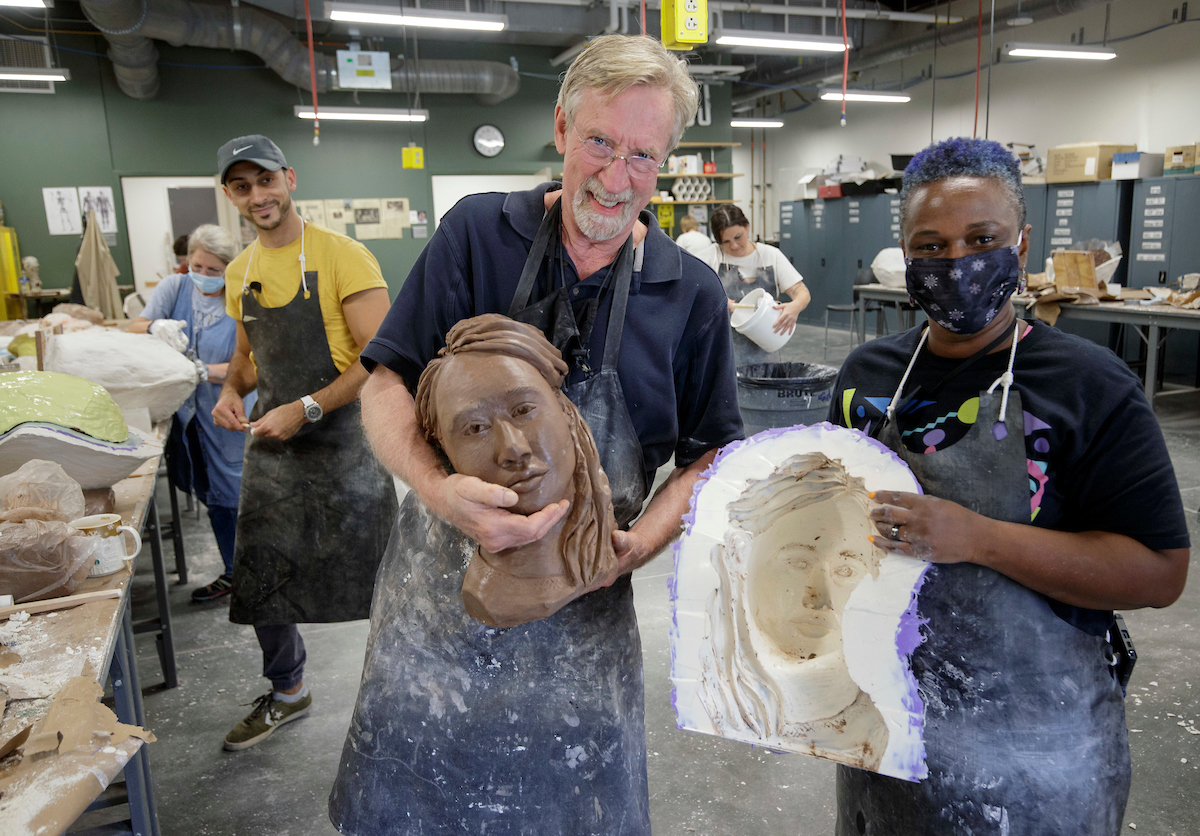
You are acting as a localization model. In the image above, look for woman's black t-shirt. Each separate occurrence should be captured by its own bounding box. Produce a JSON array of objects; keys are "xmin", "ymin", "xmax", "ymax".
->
[{"xmin": 829, "ymin": 320, "xmax": 1190, "ymax": 634}]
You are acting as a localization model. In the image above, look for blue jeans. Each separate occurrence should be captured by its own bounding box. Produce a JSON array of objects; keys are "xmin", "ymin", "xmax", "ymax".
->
[
  {"xmin": 255, "ymin": 625, "xmax": 306, "ymax": 691},
  {"xmin": 207, "ymin": 505, "xmax": 237, "ymax": 579}
]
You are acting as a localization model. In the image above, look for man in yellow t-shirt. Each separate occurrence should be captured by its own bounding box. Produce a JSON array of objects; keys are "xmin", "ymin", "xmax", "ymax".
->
[{"xmin": 211, "ymin": 135, "xmax": 398, "ymax": 752}]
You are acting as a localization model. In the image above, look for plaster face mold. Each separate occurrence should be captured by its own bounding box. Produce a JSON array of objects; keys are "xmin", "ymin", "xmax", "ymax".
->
[
  {"xmin": 0, "ymin": 372, "xmax": 160, "ymax": 490},
  {"xmin": 44, "ymin": 330, "xmax": 199, "ymax": 424},
  {"xmin": 671, "ymin": 422, "xmax": 930, "ymax": 782},
  {"xmin": 415, "ymin": 314, "xmax": 619, "ymax": 629}
]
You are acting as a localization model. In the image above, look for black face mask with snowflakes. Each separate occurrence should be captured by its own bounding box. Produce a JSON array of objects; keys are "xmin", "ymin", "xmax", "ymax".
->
[{"xmin": 904, "ymin": 233, "xmax": 1023, "ymax": 335}]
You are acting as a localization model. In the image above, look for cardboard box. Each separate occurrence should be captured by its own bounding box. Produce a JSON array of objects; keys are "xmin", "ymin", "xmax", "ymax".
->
[
  {"xmin": 817, "ymin": 184, "xmax": 844, "ymax": 199},
  {"xmin": 1045, "ymin": 142, "xmax": 1137, "ymax": 183},
  {"xmin": 1164, "ymin": 144, "xmax": 1198, "ymax": 176},
  {"xmin": 1111, "ymin": 151, "xmax": 1164, "ymax": 180}
]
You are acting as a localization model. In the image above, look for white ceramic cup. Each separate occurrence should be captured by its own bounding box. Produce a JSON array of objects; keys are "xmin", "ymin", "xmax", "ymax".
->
[
  {"xmin": 71, "ymin": 513, "xmax": 142, "ymax": 577},
  {"xmin": 730, "ymin": 288, "xmax": 792, "ymax": 353}
]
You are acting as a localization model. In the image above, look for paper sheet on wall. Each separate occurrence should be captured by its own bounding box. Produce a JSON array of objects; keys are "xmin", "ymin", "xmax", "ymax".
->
[
  {"xmin": 78, "ymin": 187, "xmax": 118, "ymax": 234},
  {"xmin": 352, "ymin": 199, "xmax": 383, "ymax": 240},
  {"xmin": 43, "ymin": 188, "xmax": 82, "ymax": 236},
  {"xmin": 324, "ymin": 199, "xmax": 350, "ymax": 235},
  {"xmin": 295, "ymin": 200, "xmax": 327, "ymax": 227},
  {"xmin": 381, "ymin": 198, "xmax": 410, "ymax": 238}
]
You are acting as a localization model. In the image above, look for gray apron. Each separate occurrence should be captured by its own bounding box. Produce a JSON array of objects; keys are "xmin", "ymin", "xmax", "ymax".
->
[
  {"xmin": 719, "ymin": 258, "xmax": 780, "ymax": 366},
  {"xmin": 230, "ymin": 269, "xmax": 396, "ymax": 625},
  {"xmin": 329, "ymin": 200, "xmax": 652, "ymax": 835},
  {"xmin": 836, "ymin": 332, "xmax": 1130, "ymax": 835}
]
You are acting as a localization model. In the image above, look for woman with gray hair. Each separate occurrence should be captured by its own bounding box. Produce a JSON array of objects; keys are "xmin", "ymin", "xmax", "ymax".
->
[{"xmin": 133, "ymin": 223, "xmax": 257, "ymax": 602}]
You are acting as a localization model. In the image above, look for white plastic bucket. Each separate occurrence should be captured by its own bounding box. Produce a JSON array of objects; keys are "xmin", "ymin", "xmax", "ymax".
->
[{"xmin": 730, "ymin": 288, "xmax": 792, "ymax": 353}]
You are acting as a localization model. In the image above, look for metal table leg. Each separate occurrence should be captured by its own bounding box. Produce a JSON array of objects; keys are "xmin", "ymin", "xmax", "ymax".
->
[
  {"xmin": 110, "ymin": 601, "xmax": 161, "ymax": 836},
  {"xmin": 165, "ymin": 474, "xmax": 188, "ymax": 584},
  {"xmin": 857, "ymin": 294, "xmax": 867, "ymax": 345},
  {"xmin": 133, "ymin": 496, "xmax": 178, "ymax": 689},
  {"xmin": 1145, "ymin": 323, "xmax": 1160, "ymax": 407}
]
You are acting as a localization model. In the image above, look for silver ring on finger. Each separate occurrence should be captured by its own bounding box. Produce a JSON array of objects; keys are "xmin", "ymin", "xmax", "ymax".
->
[{"xmin": 890, "ymin": 523, "xmax": 902, "ymax": 541}]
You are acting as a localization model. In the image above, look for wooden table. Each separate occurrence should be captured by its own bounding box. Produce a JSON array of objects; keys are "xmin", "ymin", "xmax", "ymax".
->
[
  {"xmin": 7, "ymin": 288, "xmax": 70, "ymax": 319},
  {"xmin": 0, "ymin": 458, "xmax": 163, "ymax": 836},
  {"xmin": 852, "ymin": 284, "xmax": 1200, "ymax": 408}
]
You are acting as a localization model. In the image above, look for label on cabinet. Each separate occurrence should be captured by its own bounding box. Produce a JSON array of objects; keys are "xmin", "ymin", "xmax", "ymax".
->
[
  {"xmin": 1142, "ymin": 231, "xmax": 1163, "ymax": 240},
  {"xmin": 1142, "ymin": 242, "xmax": 1163, "ymax": 250},
  {"xmin": 1056, "ymin": 199, "xmax": 1074, "ymax": 207},
  {"xmin": 1149, "ymin": 185, "xmax": 1163, "ymax": 195},
  {"xmin": 1144, "ymin": 219, "xmax": 1164, "ymax": 228},
  {"xmin": 1145, "ymin": 197, "xmax": 1166, "ymax": 206},
  {"xmin": 1051, "ymin": 237, "xmax": 1073, "ymax": 245},
  {"xmin": 1144, "ymin": 208, "xmax": 1165, "ymax": 216},
  {"xmin": 1056, "ymin": 208, "xmax": 1073, "ymax": 216},
  {"xmin": 1054, "ymin": 228, "xmax": 1071, "ymax": 236},
  {"xmin": 1136, "ymin": 253, "xmax": 1166, "ymax": 262},
  {"xmin": 1057, "ymin": 189, "xmax": 1075, "ymax": 198},
  {"xmin": 849, "ymin": 217, "xmax": 860, "ymax": 223}
]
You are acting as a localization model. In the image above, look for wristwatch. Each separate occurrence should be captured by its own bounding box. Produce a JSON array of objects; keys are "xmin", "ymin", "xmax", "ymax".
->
[{"xmin": 300, "ymin": 395, "xmax": 323, "ymax": 423}]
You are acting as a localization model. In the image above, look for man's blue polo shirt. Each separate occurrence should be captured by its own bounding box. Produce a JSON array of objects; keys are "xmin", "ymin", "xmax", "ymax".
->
[{"xmin": 361, "ymin": 182, "xmax": 744, "ymax": 483}]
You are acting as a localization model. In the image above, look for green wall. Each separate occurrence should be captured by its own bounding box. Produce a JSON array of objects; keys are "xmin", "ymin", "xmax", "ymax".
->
[{"xmin": 0, "ymin": 31, "xmax": 731, "ymax": 295}]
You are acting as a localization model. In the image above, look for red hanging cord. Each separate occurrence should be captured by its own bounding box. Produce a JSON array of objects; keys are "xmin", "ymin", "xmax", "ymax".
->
[
  {"xmin": 840, "ymin": 0, "xmax": 848, "ymax": 126},
  {"xmin": 303, "ymin": 0, "xmax": 320, "ymax": 146},
  {"xmin": 973, "ymin": 0, "xmax": 982, "ymax": 137}
]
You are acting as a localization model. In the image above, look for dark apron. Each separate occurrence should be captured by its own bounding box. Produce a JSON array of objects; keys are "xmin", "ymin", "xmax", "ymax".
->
[
  {"xmin": 230, "ymin": 270, "xmax": 396, "ymax": 625},
  {"xmin": 719, "ymin": 261, "xmax": 780, "ymax": 366},
  {"xmin": 329, "ymin": 200, "xmax": 653, "ymax": 835},
  {"xmin": 836, "ymin": 382, "xmax": 1130, "ymax": 834}
]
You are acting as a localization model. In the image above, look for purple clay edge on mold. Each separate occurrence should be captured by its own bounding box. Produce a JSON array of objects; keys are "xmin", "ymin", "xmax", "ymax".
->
[{"xmin": 4, "ymin": 422, "xmax": 145, "ymax": 452}]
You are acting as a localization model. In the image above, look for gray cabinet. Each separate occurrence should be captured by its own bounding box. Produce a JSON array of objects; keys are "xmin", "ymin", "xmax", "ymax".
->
[
  {"xmin": 1043, "ymin": 181, "xmax": 1134, "ymax": 284},
  {"xmin": 1022, "ymin": 184, "xmax": 1047, "ymax": 269},
  {"xmin": 1128, "ymin": 175, "xmax": 1200, "ymax": 288}
]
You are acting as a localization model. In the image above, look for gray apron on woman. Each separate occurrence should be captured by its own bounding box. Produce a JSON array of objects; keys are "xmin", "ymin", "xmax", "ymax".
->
[
  {"xmin": 719, "ymin": 259, "xmax": 781, "ymax": 366},
  {"xmin": 230, "ymin": 271, "xmax": 396, "ymax": 625},
  {"xmin": 329, "ymin": 200, "xmax": 652, "ymax": 835},
  {"xmin": 836, "ymin": 335, "xmax": 1130, "ymax": 835}
]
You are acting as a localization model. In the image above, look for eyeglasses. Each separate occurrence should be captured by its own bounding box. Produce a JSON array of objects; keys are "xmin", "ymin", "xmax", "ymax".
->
[{"xmin": 574, "ymin": 129, "xmax": 665, "ymax": 179}]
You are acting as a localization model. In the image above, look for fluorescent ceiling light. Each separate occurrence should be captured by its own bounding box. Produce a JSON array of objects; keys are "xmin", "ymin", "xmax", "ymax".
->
[
  {"xmin": 294, "ymin": 105, "xmax": 428, "ymax": 122},
  {"xmin": 820, "ymin": 90, "xmax": 910, "ymax": 103},
  {"xmin": 731, "ymin": 118, "xmax": 784, "ymax": 128},
  {"xmin": 715, "ymin": 30, "xmax": 848, "ymax": 53},
  {"xmin": 0, "ymin": 66, "xmax": 69, "ymax": 82},
  {"xmin": 327, "ymin": 3, "xmax": 507, "ymax": 32},
  {"xmin": 1003, "ymin": 42, "xmax": 1116, "ymax": 60},
  {"xmin": 0, "ymin": 0, "xmax": 51, "ymax": 7}
]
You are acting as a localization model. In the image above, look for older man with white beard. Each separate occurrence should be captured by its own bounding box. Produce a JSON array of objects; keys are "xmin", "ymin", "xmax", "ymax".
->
[{"xmin": 328, "ymin": 33, "xmax": 742, "ymax": 836}]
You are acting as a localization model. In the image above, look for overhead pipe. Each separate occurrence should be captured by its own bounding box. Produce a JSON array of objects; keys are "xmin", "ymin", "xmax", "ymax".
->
[
  {"xmin": 730, "ymin": 0, "xmax": 1117, "ymax": 108},
  {"xmin": 550, "ymin": 0, "xmax": 624, "ymax": 67},
  {"xmin": 78, "ymin": 0, "xmax": 519, "ymax": 103}
]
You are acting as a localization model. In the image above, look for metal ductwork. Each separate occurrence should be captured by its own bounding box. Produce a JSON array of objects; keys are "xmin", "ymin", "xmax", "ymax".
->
[
  {"xmin": 78, "ymin": 0, "xmax": 519, "ymax": 104},
  {"xmin": 732, "ymin": 0, "xmax": 1119, "ymax": 108}
]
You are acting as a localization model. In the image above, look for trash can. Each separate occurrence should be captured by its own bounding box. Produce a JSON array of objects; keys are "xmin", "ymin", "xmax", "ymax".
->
[{"xmin": 736, "ymin": 362, "xmax": 839, "ymax": 436}]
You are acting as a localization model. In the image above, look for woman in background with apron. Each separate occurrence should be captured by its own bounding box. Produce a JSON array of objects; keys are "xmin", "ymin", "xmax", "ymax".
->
[
  {"xmin": 702, "ymin": 204, "xmax": 810, "ymax": 365},
  {"xmin": 132, "ymin": 224, "xmax": 254, "ymax": 602},
  {"xmin": 829, "ymin": 138, "xmax": 1189, "ymax": 835}
]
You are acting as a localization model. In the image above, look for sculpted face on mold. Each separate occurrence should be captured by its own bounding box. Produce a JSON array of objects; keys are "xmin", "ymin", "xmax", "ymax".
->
[{"xmin": 706, "ymin": 453, "xmax": 887, "ymax": 760}]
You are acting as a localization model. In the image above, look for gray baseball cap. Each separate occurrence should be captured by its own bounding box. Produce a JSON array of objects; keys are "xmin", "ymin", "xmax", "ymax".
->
[{"xmin": 218, "ymin": 135, "xmax": 289, "ymax": 183}]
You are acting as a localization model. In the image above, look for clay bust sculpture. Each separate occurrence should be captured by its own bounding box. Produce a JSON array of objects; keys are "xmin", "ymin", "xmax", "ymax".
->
[
  {"xmin": 671, "ymin": 424, "xmax": 931, "ymax": 782},
  {"xmin": 414, "ymin": 314, "xmax": 619, "ymax": 628}
]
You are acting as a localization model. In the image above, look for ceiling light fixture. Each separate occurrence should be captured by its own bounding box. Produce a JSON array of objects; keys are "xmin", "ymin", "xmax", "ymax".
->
[
  {"xmin": 730, "ymin": 118, "xmax": 784, "ymax": 128},
  {"xmin": 1002, "ymin": 42, "xmax": 1116, "ymax": 60},
  {"xmin": 0, "ymin": 66, "xmax": 69, "ymax": 82},
  {"xmin": 820, "ymin": 90, "xmax": 910, "ymax": 103},
  {"xmin": 294, "ymin": 105, "xmax": 428, "ymax": 122},
  {"xmin": 0, "ymin": 0, "xmax": 51, "ymax": 7},
  {"xmin": 326, "ymin": 3, "xmax": 507, "ymax": 32},
  {"xmin": 715, "ymin": 30, "xmax": 849, "ymax": 53}
]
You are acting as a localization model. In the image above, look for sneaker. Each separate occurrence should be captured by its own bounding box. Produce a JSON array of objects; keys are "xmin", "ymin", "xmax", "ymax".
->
[
  {"xmin": 223, "ymin": 691, "xmax": 312, "ymax": 751},
  {"xmin": 191, "ymin": 576, "xmax": 233, "ymax": 603}
]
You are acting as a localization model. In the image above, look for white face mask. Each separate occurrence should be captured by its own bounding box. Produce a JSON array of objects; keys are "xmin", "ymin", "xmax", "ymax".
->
[{"xmin": 189, "ymin": 271, "xmax": 226, "ymax": 294}]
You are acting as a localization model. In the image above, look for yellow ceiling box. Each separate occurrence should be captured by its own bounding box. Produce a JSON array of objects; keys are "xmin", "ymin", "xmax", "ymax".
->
[
  {"xmin": 662, "ymin": 0, "xmax": 707, "ymax": 51},
  {"xmin": 402, "ymin": 146, "xmax": 425, "ymax": 170}
]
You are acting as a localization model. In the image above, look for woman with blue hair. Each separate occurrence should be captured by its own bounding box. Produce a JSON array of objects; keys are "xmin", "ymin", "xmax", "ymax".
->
[{"xmin": 829, "ymin": 137, "xmax": 1189, "ymax": 834}]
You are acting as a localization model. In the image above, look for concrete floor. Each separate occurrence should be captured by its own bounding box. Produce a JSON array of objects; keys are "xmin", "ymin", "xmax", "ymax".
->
[{"xmin": 123, "ymin": 319, "xmax": 1198, "ymax": 835}]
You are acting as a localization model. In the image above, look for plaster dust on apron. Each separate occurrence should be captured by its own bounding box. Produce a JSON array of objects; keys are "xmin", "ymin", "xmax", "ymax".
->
[
  {"xmin": 836, "ymin": 325, "xmax": 1130, "ymax": 836},
  {"xmin": 330, "ymin": 198, "xmax": 653, "ymax": 835},
  {"xmin": 718, "ymin": 249, "xmax": 782, "ymax": 367},
  {"xmin": 230, "ymin": 228, "xmax": 396, "ymax": 625}
]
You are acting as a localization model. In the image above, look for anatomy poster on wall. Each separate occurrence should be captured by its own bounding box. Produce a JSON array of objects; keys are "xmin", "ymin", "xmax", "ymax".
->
[
  {"xmin": 79, "ymin": 187, "xmax": 118, "ymax": 234},
  {"xmin": 295, "ymin": 200, "xmax": 327, "ymax": 227},
  {"xmin": 43, "ymin": 187, "xmax": 82, "ymax": 236},
  {"xmin": 352, "ymin": 198, "xmax": 383, "ymax": 240},
  {"xmin": 381, "ymin": 198, "xmax": 409, "ymax": 239}
]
